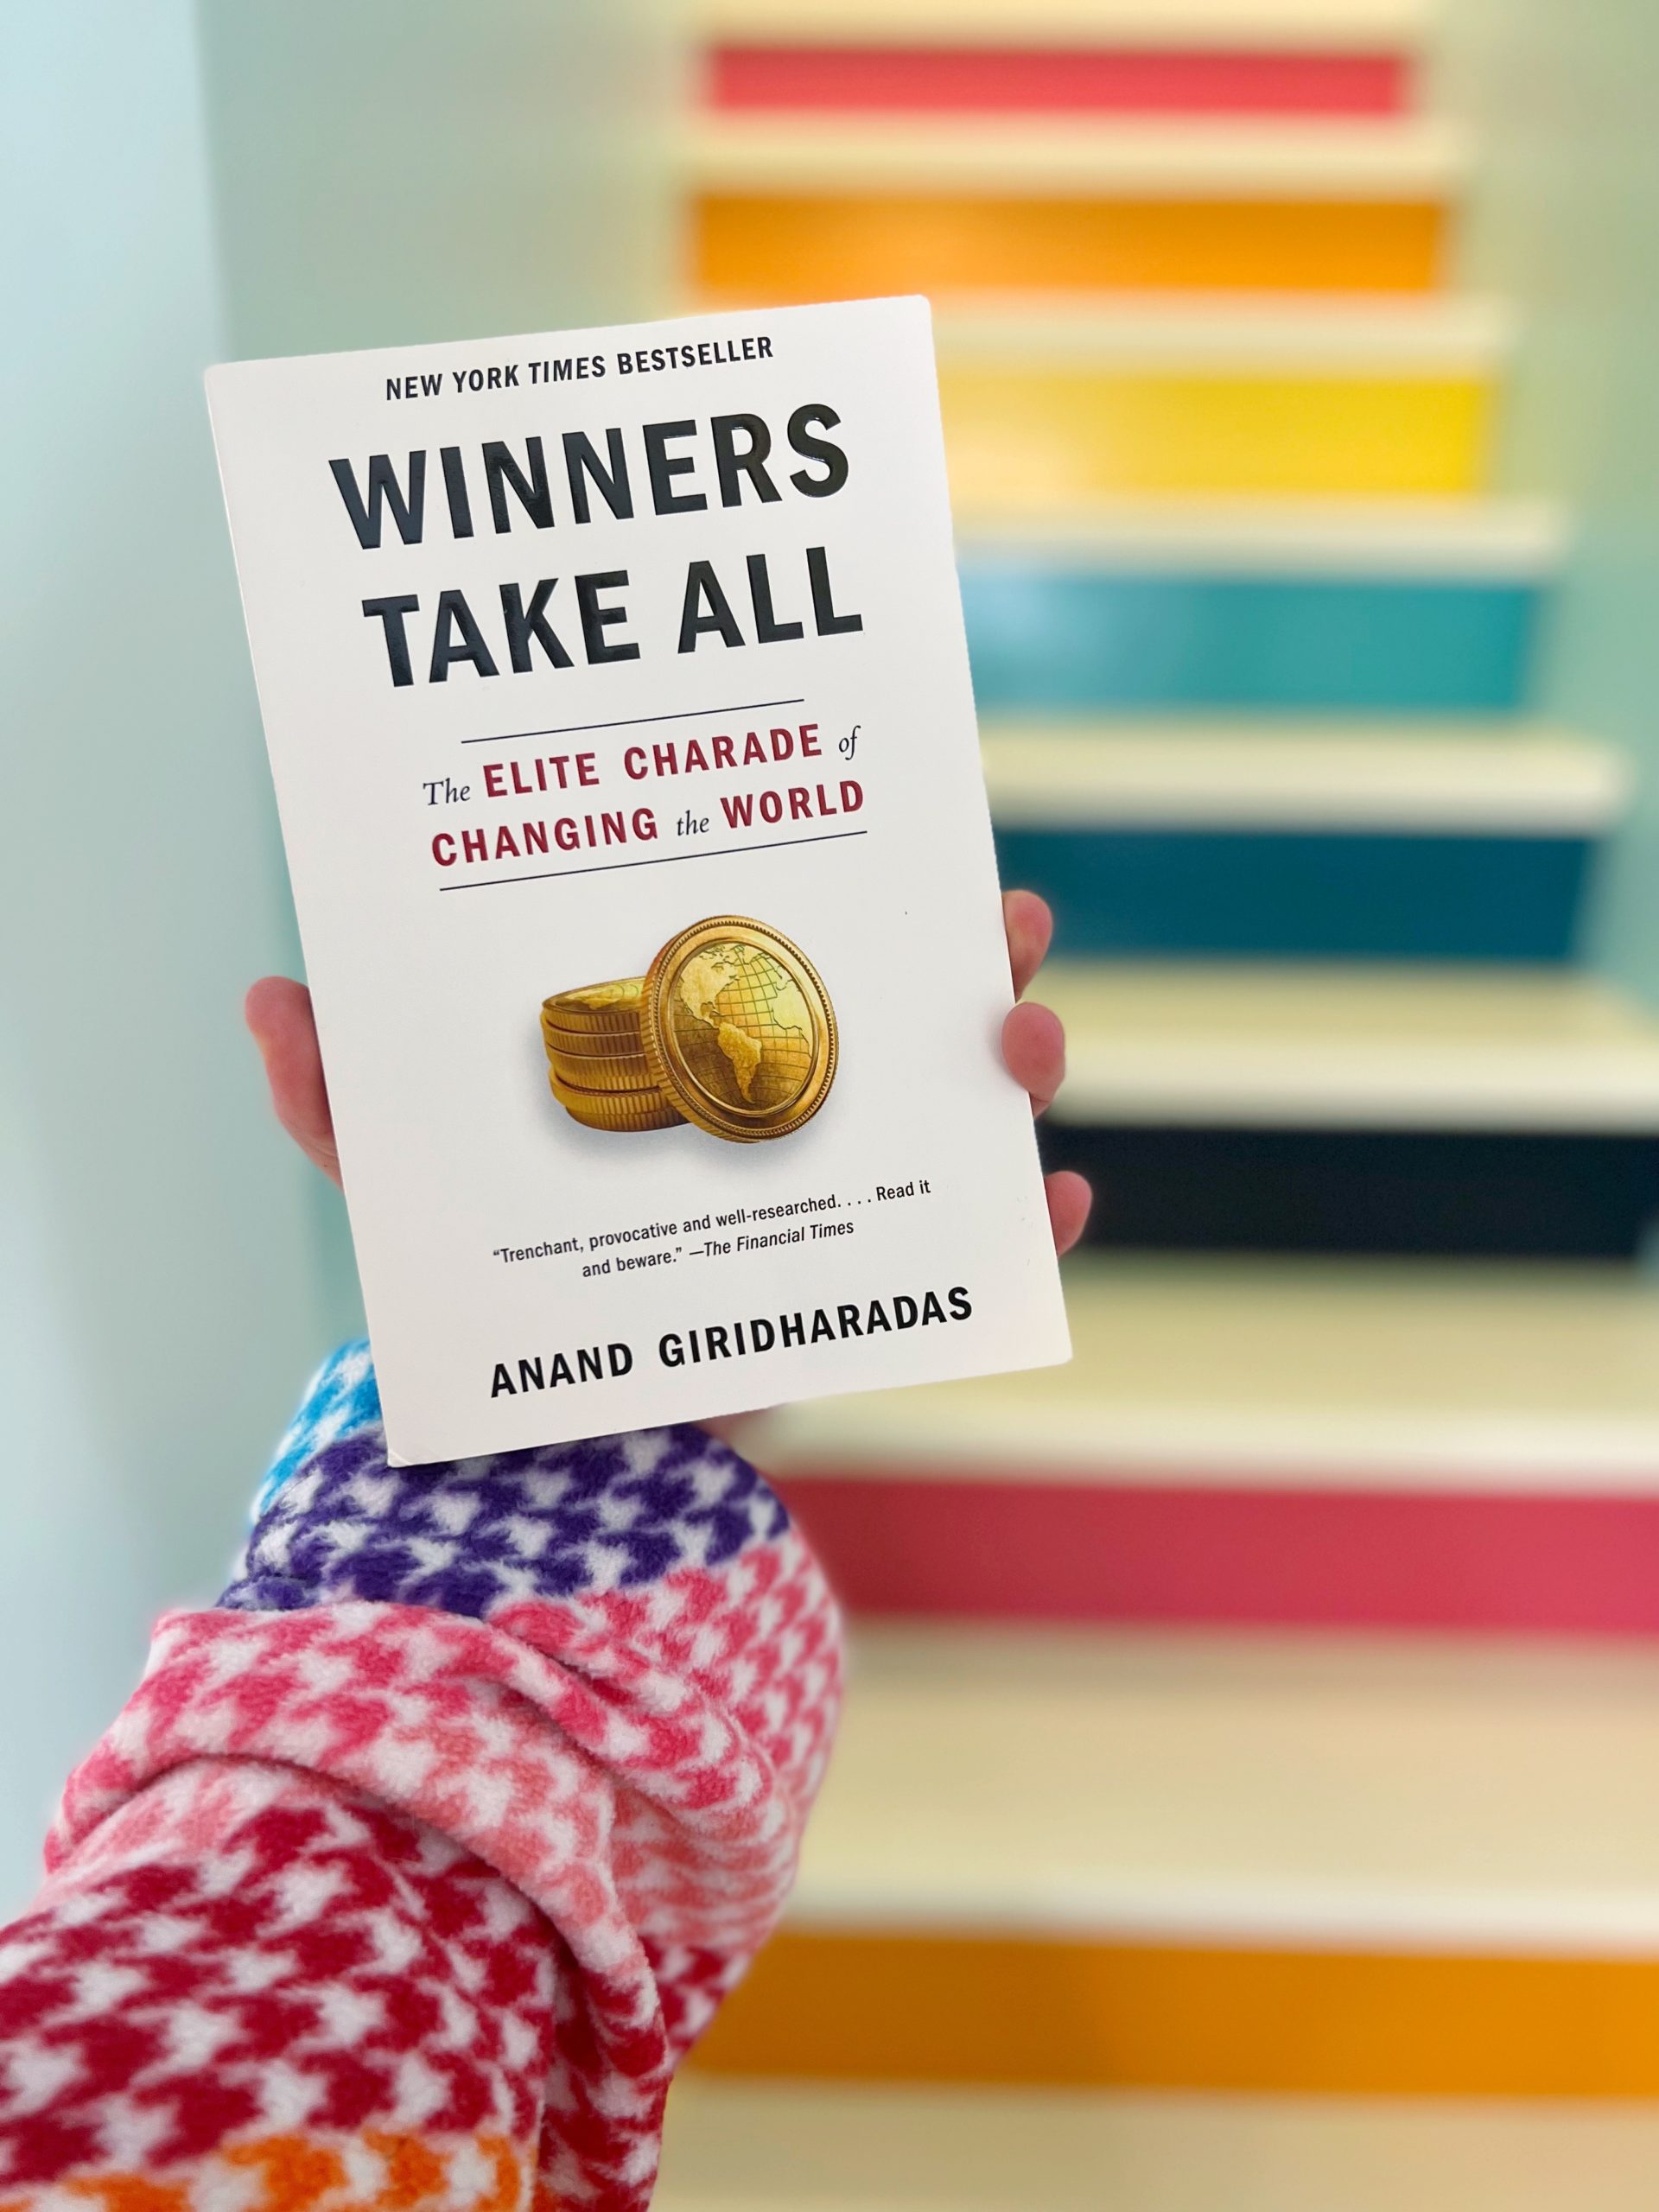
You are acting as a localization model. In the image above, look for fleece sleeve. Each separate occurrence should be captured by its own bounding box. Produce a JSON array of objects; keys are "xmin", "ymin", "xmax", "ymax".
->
[{"xmin": 0, "ymin": 1342, "xmax": 842, "ymax": 2212}]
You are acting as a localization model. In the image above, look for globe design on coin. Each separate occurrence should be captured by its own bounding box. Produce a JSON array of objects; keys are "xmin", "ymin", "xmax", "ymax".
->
[
  {"xmin": 670, "ymin": 944, "xmax": 816, "ymax": 1114},
  {"xmin": 645, "ymin": 916, "xmax": 837, "ymax": 1142}
]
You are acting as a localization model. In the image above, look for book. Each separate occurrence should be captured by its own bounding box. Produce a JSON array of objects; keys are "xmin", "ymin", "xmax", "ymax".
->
[{"xmin": 207, "ymin": 296, "xmax": 1070, "ymax": 1464}]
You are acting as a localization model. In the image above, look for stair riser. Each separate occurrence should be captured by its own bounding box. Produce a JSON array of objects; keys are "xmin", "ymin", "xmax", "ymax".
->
[
  {"xmin": 779, "ymin": 1476, "xmax": 1659, "ymax": 1636},
  {"xmin": 942, "ymin": 367, "xmax": 1493, "ymax": 500},
  {"xmin": 708, "ymin": 46, "xmax": 1415, "ymax": 118},
  {"xmin": 995, "ymin": 827, "xmax": 1592, "ymax": 961},
  {"xmin": 695, "ymin": 194, "xmax": 1446, "ymax": 298},
  {"xmin": 693, "ymin": 1932, "xmax": 1659, "ymax": 2097},
  {"xmin": 1039, "ymin": 1125, "xmax": 1659, "ymax": 1258},
  {"xmin": 963, "ymin": 570, "xmax": 1540, "ymax": 712}
]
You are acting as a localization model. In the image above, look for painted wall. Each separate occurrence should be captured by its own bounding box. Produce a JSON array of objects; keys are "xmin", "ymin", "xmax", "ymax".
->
[
  {"xmin": 1436, "ymin": 0, "xmax": 1659, "ymax": 1002},
  {"xmin": 197, "ymin": 0, "xmax": 681, "ymax": 360},
  {"xmin": 0, "ymin": 0, "xmax": 323, "ymax": 1910},
  {"xmin": 0, "ymin": 0, "xmax": 676, "ymax": 1910}
]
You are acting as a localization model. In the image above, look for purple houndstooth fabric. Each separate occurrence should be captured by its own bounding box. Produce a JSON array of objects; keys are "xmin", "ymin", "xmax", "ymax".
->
[{"xmin": 222, "ymin": 1346, "xmax": 791, "ymax": 1618}]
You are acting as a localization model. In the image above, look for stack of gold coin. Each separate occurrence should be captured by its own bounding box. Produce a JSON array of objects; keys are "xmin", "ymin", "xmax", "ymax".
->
[
  {"xmin": 539, "ymin": 977, "xmax": 687, "ymax": 1132},
  {"xmin": 542, "ymin": 918, "xmax": 837, "ymax": 1144}
]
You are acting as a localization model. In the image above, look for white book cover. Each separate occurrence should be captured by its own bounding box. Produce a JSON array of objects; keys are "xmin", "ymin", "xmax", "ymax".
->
[{"xmin": 207, "ymin": 296, "xmax": 1070, "ymax": 1464}]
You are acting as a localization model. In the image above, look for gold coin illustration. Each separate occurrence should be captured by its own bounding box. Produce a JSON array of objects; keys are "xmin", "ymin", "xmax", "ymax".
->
[
  {"xmin": 543, "ymin": 1002, "xmax": 641, "ymax": 1037},
  {"xmin": 540, "ymin": 976, "xmax": 646, "ymax": 1039},
  {"xmin": 542, "ymin": 1010, "xmax": 645, "ymax": 1054},
  {"xmin": 547, "ymin": 1067, "xmax": 686, "ymax": 1133},
  {"xmin": 545, "ymin": 1043, "xmax": 661, "ymax": 1092},
  {"xmin": 641, "ymin": 916, "xmax": 836, "ymax": 1144}
]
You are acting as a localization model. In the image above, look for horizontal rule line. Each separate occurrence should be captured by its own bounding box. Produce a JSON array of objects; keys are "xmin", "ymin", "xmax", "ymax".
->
[
  {"xmin": 436, "ymin": 827, "xmax": 868, "ymax": 893},
  {"xmin": 458, "ymin": 696, "xmax": 807, "ymax": 746}
]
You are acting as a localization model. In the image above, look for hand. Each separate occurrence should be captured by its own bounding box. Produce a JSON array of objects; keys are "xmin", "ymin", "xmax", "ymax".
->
[
  {"xmin": 245, "ymin": 889, "xmax": 1091, "ymax": 1255},
  {"xmin": 1000, "ymin": 889, "xmax": 1091, "ymax": 1257}
]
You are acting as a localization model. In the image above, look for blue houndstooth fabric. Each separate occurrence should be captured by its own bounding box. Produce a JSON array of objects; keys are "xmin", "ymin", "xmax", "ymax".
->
[{"xmin": 253, "ymin": 1338, "xmax": 382, "ymax": 1518}]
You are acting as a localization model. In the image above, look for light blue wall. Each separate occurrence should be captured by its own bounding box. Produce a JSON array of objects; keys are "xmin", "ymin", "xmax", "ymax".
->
[
  {"xmin": 197, "ymin": 1, "xmax": 681, "ymax": 362},
  {"xmin": 0, "ymin": 0, "xmax": 327, "ymax": 1910},
  {"xmin": 1436, "ymin": 0, "xmax": 1659, "ymax": 1003},
  {"xmin": 0, "ymin": 0, "xmax": 676, "ymax": 1911}
]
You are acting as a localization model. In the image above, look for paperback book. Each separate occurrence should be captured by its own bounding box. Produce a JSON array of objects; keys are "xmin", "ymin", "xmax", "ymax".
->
[{"xmin": 207, "ymin": 296, "xmax": 1070, "ymax": 1463}]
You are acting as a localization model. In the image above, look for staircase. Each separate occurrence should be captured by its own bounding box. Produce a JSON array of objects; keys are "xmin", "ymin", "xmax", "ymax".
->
[{"xmin": 659, "ymin": 3, "xmax": 1659, "ymax": 2201}]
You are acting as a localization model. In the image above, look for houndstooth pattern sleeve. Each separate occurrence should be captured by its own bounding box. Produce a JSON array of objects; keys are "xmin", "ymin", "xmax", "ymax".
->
[{"xmin": 0, "ymin": 1344, "xmax": 842, "ymax": 2212}]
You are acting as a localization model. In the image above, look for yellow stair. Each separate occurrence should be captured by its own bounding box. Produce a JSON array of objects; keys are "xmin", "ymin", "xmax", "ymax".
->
[{"xmin": 935, "ymin": 298, "xmax": 1506, "ymax": 501}]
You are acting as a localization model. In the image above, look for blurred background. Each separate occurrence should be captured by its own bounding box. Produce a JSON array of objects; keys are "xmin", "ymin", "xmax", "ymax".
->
[{"xmin": 8, "ymin": 0, "xmax": 1659, "ymax": 2202}]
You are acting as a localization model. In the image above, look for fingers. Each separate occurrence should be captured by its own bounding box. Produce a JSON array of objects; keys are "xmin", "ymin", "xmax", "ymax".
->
[
  {"xmin": 998, "ymin": 899, "xmax": 1094, "ymax": 1251},
  {"xmin": 1003, "ymin": 888, "xmax": 1052, "ymax": 1002},
  {"xmin": 1045, "ymin": 1169, "xmax": 1092, "ymax": 1257},
  {"xmin": 1002, "ymin": 999, "xmax": 1094, "ymax": 1247},
  {"xmin": 246, "ymin": 902, "xmax": 1088, "ymax": 1255},
  {"xmin": 245, "ymin": 976, "xmax": 341, "ymax": 1186},
  {"xmin": 1002, "ymin": 998, "xmax": 1065, "ymax": 1119}
]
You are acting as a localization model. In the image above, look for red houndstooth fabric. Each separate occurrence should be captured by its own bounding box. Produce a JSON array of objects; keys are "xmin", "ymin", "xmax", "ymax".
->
[{"xmin": 0, "ymin": 1351, "xmax": 842, "ymax": 2211}]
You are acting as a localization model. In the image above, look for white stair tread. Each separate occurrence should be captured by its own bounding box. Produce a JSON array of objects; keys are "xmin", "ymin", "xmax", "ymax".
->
[
  {"xmin": 660, "ymin": 2079, "xmax": 1659, "ymax": 2212},
  {"xmin": 954, "ymin": 496, "xmax": 1566, "ymax": 575},
  {"xmin": 687, "ymin": 113, "xmax": 1466, "ymax": 197},
  {"xmin": 758, "ymin": 1255, "xmax": 1659, "ymax": 1488},
  {"xmin": 697, "ymin": 0, "xmax": 1436, "ymax": 56},
  {"xmin": 981, "ymin": 721, "xmax": 1628, "ymax": 830},
  {"xmin": 785, "ymin": 1625, "xmax": 1659, "ymax": 1946},
  {"xmin": 937, "ymin": 292, "xmax": 1513, "ymax": 368},
  {"xmin": 1040, "ymin": 963, "xmax": 1659, "ymax": 1131}
]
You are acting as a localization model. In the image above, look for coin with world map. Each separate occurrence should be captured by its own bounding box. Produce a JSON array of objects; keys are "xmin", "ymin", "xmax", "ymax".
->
[{"xmin": 641, "ymin": 916, "xmax": 837, "ymax": 1142}]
